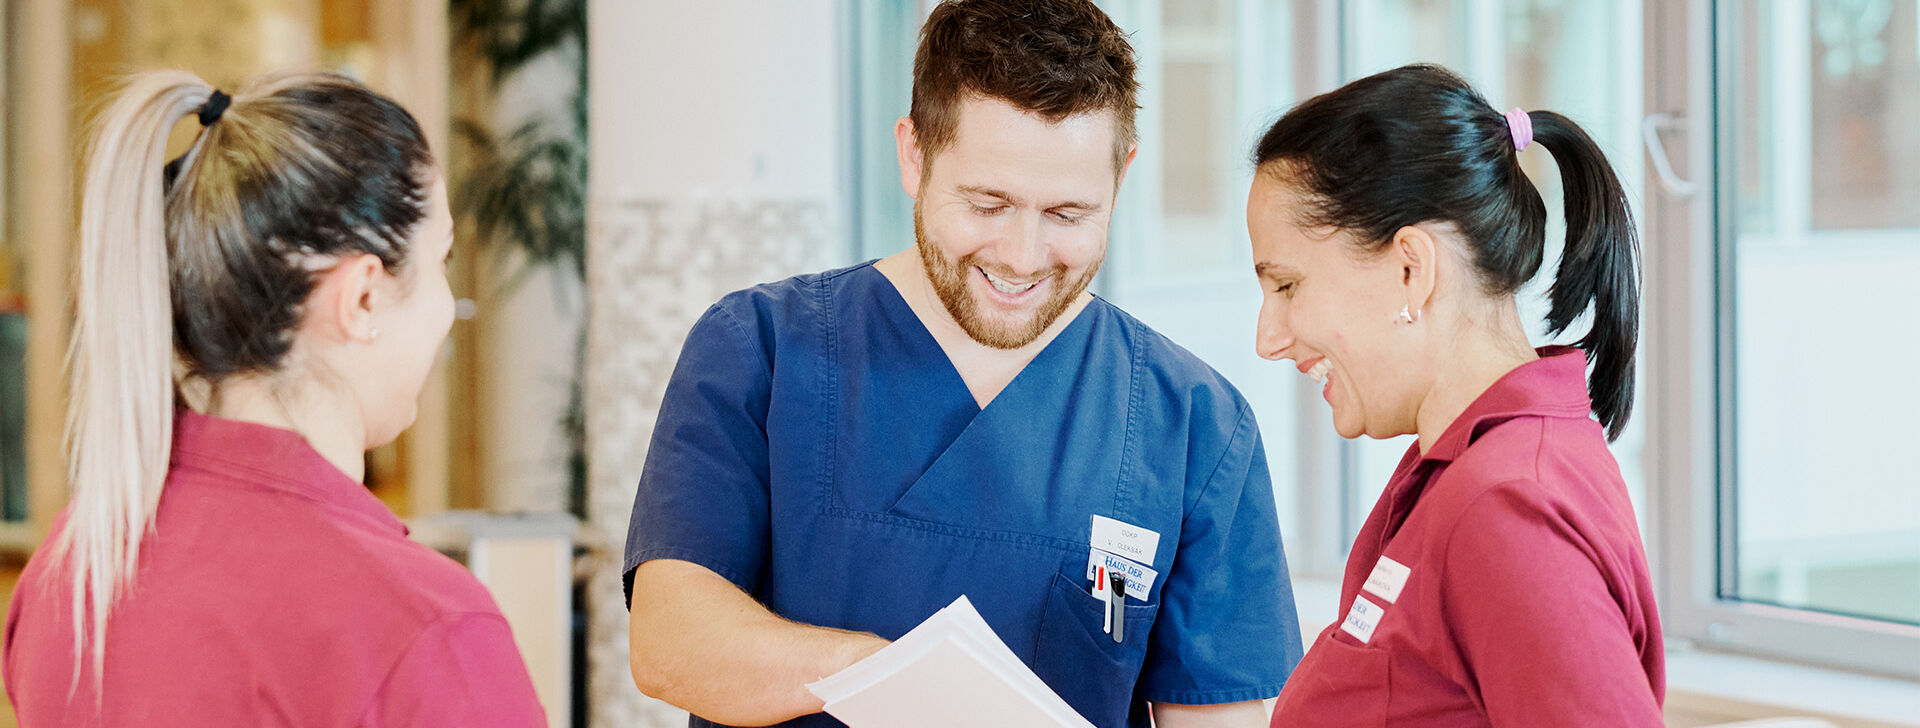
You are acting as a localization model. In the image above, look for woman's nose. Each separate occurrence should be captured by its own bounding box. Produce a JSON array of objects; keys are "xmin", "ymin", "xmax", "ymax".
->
[{"xmin": 1255, "ymin": 300, "xmax": 1293, "ymax": 361}]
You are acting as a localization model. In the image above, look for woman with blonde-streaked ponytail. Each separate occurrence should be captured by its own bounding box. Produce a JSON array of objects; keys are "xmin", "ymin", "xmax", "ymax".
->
[{"xmin": 2, "ymin": 71, "xmax": 546, "ymax": 726}]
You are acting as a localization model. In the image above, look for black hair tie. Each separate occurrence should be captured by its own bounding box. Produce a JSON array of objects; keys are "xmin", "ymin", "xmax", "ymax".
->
[{"xmin": 198, "ymin": 90, "xmax": 231, "ymax": 126}]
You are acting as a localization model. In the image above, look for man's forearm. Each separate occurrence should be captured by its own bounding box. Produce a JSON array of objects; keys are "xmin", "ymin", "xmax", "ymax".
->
[
  {"xmin": 1153, "ymin": 699, "xmax": 1270, "ymax": 728},
  {"xmin": 628, "ymin": 559, "xmax": 891, "ymax": 726}
]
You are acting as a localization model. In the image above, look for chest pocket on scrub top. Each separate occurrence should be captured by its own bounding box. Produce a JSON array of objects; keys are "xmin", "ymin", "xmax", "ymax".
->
[{"xmin": 1031, "ymin": 571, "xmax": 1158, "ymax": 727}]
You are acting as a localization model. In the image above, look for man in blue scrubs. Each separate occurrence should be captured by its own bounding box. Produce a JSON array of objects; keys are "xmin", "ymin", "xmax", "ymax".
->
[{"xmin": 624, "ymin": 2, "xmax": 1302, "ymax": 726}]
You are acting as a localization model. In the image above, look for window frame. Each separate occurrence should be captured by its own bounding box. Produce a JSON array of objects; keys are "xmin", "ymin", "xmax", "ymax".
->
[{"xmin": 1649, "ymin": 0, "xmax": 1920, "ymax": 680}]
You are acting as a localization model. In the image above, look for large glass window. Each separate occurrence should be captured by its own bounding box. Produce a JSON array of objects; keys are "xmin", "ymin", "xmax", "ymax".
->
[
  {"xmin": 1724, "ymin": 0, "xmax": 1920, "ymax": 628},
  {"xmin": 848, "ymin": 1, "xmax": 930, "ymax": 263}
]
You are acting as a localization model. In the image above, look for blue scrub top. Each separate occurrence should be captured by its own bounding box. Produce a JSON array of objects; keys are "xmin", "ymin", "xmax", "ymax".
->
[{"xmin": 626, "ymin": 262, "xmax": 1302, "ymax": 728}]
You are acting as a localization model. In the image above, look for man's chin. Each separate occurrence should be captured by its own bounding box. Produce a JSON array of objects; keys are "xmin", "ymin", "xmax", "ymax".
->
[{"xmin": 958, "ymin": 308, "xmax": 1050, "ymax": 350}]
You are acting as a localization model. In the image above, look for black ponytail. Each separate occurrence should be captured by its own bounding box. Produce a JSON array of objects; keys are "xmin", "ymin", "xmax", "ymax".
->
[
  {"xmin": 1530, "ymin": 111, "xmax": 1639, "ymax": 441},
  {"xmin": 1252, "ymin": 63, "xmax": 1640, "ymax": 440}
]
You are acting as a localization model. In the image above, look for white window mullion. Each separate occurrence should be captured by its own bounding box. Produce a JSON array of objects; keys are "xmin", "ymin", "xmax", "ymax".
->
[{"xmin": 1770, "ymin": 0, "xmax": 1811, "ymax": 247}]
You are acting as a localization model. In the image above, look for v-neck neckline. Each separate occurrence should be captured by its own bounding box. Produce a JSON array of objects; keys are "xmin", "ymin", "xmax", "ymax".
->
[{"xmin": 861, "ymin": 261, "xmax": 1099, "ymax": 414}]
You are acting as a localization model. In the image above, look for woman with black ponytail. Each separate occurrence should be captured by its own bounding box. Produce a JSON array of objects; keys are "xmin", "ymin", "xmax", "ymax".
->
[
  {"xmin": 1249, "ymin": 64, "xmax": 1660, "ymax": 726},
  {"xmin": 2, "ymin": 71, "xmax": 544, "ymax": 725}
]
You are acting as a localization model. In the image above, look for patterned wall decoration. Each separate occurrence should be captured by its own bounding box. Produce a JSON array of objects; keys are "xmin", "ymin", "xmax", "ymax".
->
[{"xmin": 583, "ymin": 192, "xmax": 837, "ymax": 727}]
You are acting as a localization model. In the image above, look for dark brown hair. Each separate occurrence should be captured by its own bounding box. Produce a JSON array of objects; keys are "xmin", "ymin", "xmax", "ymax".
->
[
  {"xmin": 164, "ymin": 73, "xmax": 434, "ymax": 381},
  {"xmin": 910, "ymin": 0, "xmax": 1139, "ymax": 173}
]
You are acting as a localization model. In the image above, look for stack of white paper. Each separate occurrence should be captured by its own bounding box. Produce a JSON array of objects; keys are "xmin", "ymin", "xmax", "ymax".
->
[{"xmin": 805, "ymin": 596, "xmax": 1096, "ymax": 728}]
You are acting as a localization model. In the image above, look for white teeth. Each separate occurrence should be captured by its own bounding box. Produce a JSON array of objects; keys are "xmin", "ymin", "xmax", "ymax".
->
[
  {"xmin": 1307, "ymin": 360, "xmax": 1332, "ymax": 384},
  {"xmin": 983, "ymin": 270, "xmax": 1039, "ymax": 295}
]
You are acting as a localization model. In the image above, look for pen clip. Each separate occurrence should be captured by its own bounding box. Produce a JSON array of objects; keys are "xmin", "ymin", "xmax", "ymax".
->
[{"xmin": 1094, "ymin": 566, "xmax": 1113, "ymax": 635}]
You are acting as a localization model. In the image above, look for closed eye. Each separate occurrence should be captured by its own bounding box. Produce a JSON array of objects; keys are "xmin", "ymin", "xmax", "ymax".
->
[{"xmin": 970, "ymin": 203, "xmax": 1009, "ymax": 216}]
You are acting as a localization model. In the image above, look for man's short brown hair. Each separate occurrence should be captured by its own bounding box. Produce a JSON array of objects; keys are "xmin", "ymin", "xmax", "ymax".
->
[{"xmin": 910, "ymin": 0, "xmax": 1139, "ymax": 175}]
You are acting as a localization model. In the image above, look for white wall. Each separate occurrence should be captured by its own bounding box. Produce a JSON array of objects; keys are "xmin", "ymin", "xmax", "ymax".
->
[{"xmin": 591, "ymin": 1, "xmax": 843, "ymax": 198}]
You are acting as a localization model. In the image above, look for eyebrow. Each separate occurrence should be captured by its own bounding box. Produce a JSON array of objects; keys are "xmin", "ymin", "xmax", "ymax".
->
[
  {"xmin": 1253, "ymin": 261, "xmax": 1298, "ymax": 279},
  {"xmin": 956, "ymin": 184, "xmax": 1104, "ymax": 213}
]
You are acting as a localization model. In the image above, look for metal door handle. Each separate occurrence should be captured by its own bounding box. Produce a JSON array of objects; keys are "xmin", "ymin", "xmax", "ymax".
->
[{"xmin": 1643, "ymin": 112, "xmax": 1698, "ymax": 198}]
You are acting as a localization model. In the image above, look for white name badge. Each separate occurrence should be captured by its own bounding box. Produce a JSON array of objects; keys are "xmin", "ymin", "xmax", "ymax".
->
[
  {"xmin": 1340, "ymin": 595, "xmax": 1386, "ymax": 644},
  {"xmin": 1362, "ymin": 556, "xmax": 1412, "ymax": 604},
  {"xmin": 1091, "ymin": 515, "xmax": 1160, "ymax": 565},
  {"xmin": 1085, "ymin": 548, "xmax": 1157, "ymax": 600}
]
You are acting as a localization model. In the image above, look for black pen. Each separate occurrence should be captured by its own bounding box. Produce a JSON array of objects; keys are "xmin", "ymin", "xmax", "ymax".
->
[{"xmin": 1110, "ymin": 573, "xmax": 1127, "ymax": 643}]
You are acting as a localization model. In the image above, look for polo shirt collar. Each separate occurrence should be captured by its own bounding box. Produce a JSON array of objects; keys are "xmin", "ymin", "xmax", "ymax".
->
[
  {"xmin": 1372, "ymin": 347, "xmax": 1597, "ymax": 543},
  {"xmin": 1418, "ymin": 345, "xmax": 1597, "ymax": 465},
  {"xmin": 170, "ymin": 410, "xmax": 408, "ymax": 537}
]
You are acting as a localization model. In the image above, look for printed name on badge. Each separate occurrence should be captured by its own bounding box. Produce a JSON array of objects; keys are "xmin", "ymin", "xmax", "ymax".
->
[
  {"xmin": 1090, "ymin": 515, "xmax": 1160, "ymax": 565},
  {"xmin": 1362, "ymin": 556, "xmax": 1412, "ymax": 604},
  {"xmin": 1085, "ymin": 548, "xmax": 1156, "ymax": 600},
  {"xmin": 1340, "ymin": 595, "xmax": 1386, "ymax": 644}
]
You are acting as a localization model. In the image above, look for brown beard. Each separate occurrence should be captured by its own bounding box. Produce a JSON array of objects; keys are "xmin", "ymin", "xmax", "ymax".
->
[{"xmin": 913, "ymin": 202, "xmax": 1102, "ymax": 349}]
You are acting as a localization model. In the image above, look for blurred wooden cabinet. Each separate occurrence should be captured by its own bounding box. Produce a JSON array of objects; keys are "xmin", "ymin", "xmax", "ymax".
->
[{"xmin": 5, "ymin": 0, "xmax": 74, "ymax": 549}]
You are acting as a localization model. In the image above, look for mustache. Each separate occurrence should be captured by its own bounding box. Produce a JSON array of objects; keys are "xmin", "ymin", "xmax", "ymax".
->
[{"xmin": 958, "ymin": 256, "xmax": 1067, "ymax": 282}]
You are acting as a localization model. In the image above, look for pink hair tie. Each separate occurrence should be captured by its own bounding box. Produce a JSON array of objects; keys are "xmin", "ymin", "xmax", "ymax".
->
[{"xmin": 1504, "ymin": 107, "xmax": 1533, "ymax": 152}]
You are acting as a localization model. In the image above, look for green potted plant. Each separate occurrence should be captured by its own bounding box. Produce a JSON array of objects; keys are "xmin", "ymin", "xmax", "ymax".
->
[{"xmin": 450, "ymin": 0, "xmax": 588, "ymax": 516}]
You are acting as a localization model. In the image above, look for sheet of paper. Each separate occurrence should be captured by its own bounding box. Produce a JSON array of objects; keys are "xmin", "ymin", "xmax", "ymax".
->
[{"xmin": 806, "ymin": 596, "xmax": 1095, "ymax": 728}]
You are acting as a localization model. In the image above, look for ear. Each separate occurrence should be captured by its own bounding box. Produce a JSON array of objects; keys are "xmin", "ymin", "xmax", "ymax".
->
[
  {"xmin": 895, "ymin": 116, "xmax": 925, "ymax": 200},
  {"xmin": 1390, "ymin": 225, "xmax": 1440, "ymax": 319},
  {"xmin": 1113, "ymin": 143, "xmax": 1139, "ymax": 194},
  {"xmin": 312, "ymin": 253, "xmax": 387, "ymax": 344}
]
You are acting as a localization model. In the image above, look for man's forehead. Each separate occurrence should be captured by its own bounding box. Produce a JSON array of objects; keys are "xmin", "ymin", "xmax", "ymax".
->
[
  {"xmin": 931, "ymin": 98, "xmax": 1122, "ymax": 187},
  {"xmin": 948, "ymin": 96, "xmax": 1121, "ymax": 150}
]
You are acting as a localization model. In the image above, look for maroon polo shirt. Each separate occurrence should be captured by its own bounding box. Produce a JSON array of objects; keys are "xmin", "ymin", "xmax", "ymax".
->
[
  {"xmin": 1271, "ymin": 347, "xmax": 1663, "ymax": 727},
  {"xmin": 4, "ymin": 412, "xmax": 545, "ymax": 726}
]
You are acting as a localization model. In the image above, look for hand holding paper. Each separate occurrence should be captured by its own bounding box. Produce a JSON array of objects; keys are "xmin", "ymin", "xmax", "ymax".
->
[{"xmin": 805, "ymin": 596, "xmax": 1096, "ymax": 728}]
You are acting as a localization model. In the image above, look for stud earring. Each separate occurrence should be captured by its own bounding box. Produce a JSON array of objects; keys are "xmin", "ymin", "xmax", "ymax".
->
[
  {"xmin": 367, "ymin": 327, "xmax": 380, "ymax": 342},
  {"xmin": 1396, "ymin": 306, "xmax": 1415, "ymax": 324}
]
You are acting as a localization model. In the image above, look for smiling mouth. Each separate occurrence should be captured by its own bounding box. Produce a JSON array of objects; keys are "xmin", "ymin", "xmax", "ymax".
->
[
  {"xmin": 979, "ymin": 267, "xmax": 1044, "ymax": 296},
  {"xmin": 1305, "ymin": 359, "xmax": 1331, "ymax": 384}
]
